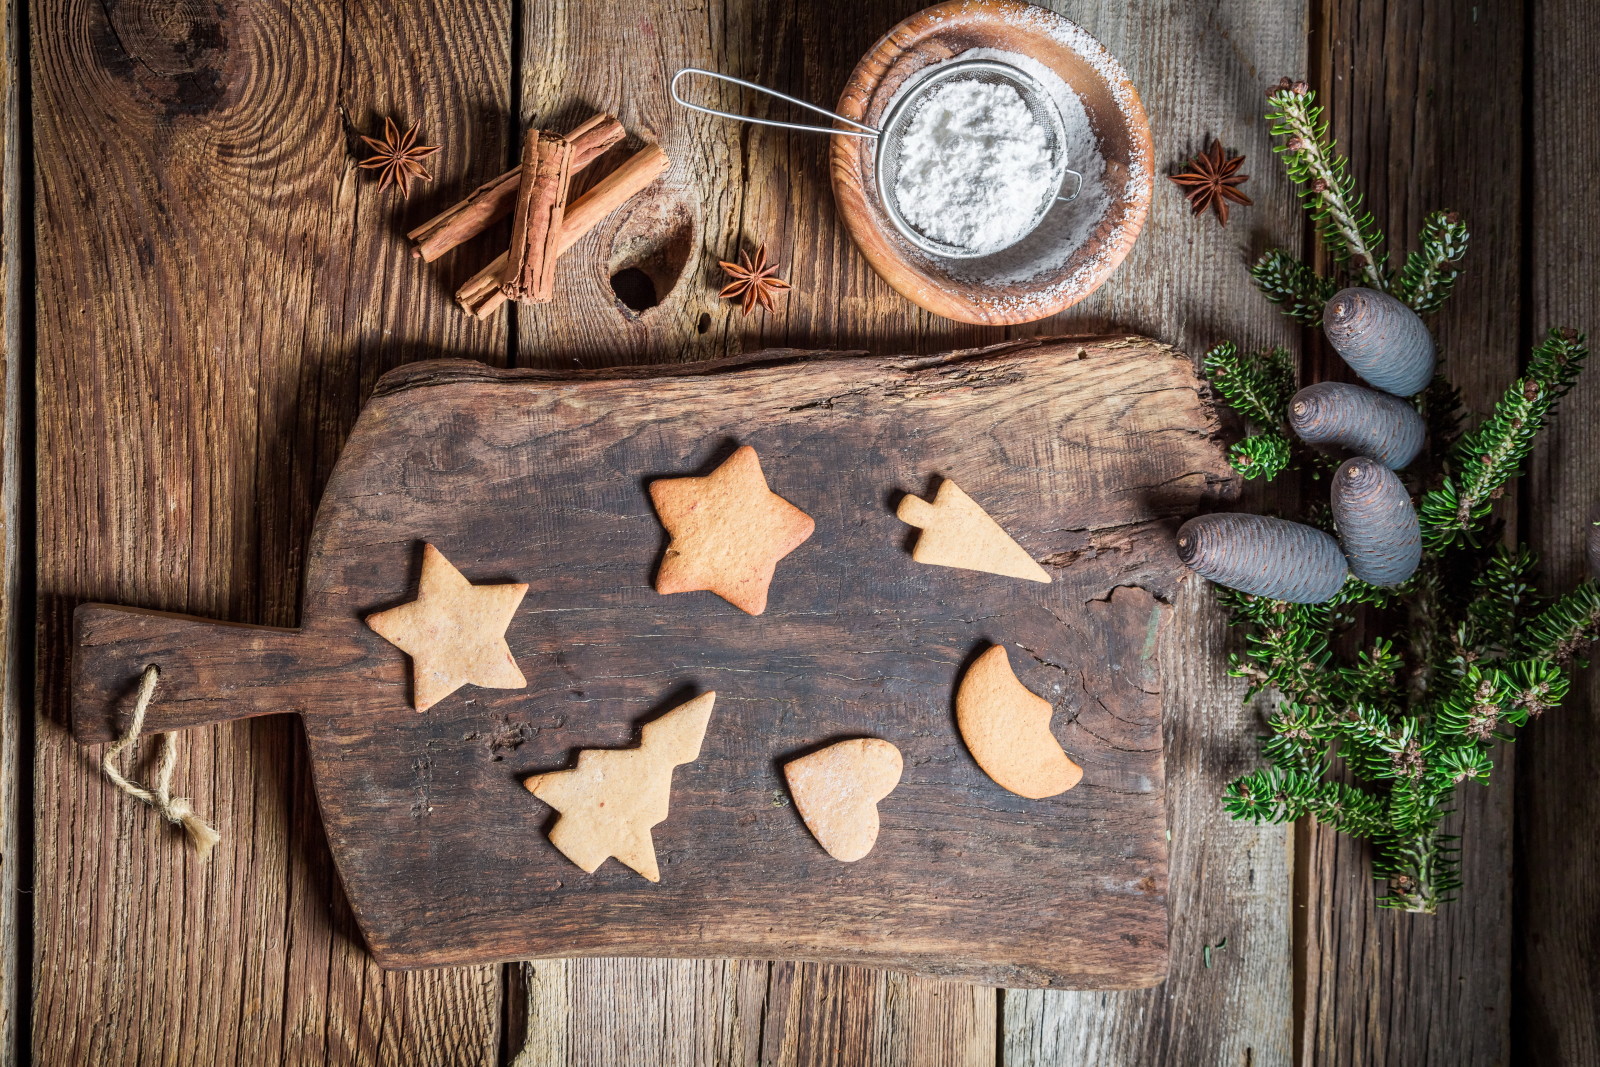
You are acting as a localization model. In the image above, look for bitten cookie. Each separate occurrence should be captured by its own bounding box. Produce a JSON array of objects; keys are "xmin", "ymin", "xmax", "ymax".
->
[
  {"xmin": 649, "ymin": 445, "xmax": 815, "ymax": 615},
  {"xmin": 896, "ymin": 479, "xmax": 1051, "ymax": 583},
  {"xmin": 784, "ymin": 738, "xmax": 903, "ymax": 862},
  {"xmin": 955, "ymin": 645, "xmax": 1082, "ymax": 799}
]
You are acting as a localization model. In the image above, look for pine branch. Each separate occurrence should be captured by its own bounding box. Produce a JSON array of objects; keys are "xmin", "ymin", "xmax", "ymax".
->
[
  {"xmin": 1266, "ymin": 84, "xmax": 1389, "ymax": 289},
  {"xmin": 1259, "ymin": 701, "xmax": 1329, "ymax": 775},
  {"xmin": 1207, "ymin": 82, "xmax": 1596, "ymax": 917},
  {"xmin": 1225, "ymin": 765, "xmax": 1388, "ymax": 837},
  {"xmin": 1395, "ymin": 210, "xmax": 1470, "ymax": 314},
  {"xmin": 1336, "ymin": 639, "xmax": 1405, "ymax": 708},
  {"xmin": 1419, "ymin": 329, "xmax": 1589, "ymax": 547},
  {"xmin": 1375, "ymin": 828, "xmax": 1461, "ymax": 913},
  {"xmin": 1228, "ymin": 432, "xmax": 1292, "ymax": 481},
  {"xmin": 1251, "ymin": 248, "xmax": 1338, "ymax": 326},
  {"xmin": 1227, "ymin": 599, "xmax": 1344, "ymax": 705},
  {"xmin": 1433, "ymin": 665, "xmax": 1516, "ymax": 741},
  {"xmin": 1203, "ymin": 342, "xmax": 1296, "ymax": 428},
  {"xmin": 1464, "ymin": 545, "xmax": 1539, "ymax": 653},
  {"xmin": 1519, "ymin": 580, "xmax": 1600, "ymax": 665}
]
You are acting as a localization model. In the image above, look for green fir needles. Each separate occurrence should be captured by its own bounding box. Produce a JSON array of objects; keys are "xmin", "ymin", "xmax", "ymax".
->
[{"xmin": 1203, "ymin": 79, "xmax": 1600, "ymax": 913}]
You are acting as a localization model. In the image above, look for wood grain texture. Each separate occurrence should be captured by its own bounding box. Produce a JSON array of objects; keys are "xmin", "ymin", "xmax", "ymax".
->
[
  {"xmin": 828, "ymin": 0, "xmax": 1153, "ymax": 325},
  {"xmin": 1298, "ymin": 1, "xmax": 1525, "ymax": 1063},
  {"xmin": 0, "ymin": 0, "xmax": 20, "ymax": 1054},
  {"xmin": 512, "ymin": 0, "xmax": 1306, "ymax": 1056},
  {"xmin": 30, "ymin": 0, "xmax": 511, "ymax": 1062},
  {"xmin": 513, "ymin": 957, "xmax": 994, "ymax": 1067},
  {"xmin": 1516, "ymin": 0, "xmax": 1600, "ymax": 1061},
  {"xmin": 69, "ymin": 338, "xmax": 1229, "ymax": 984},
  {"xmin": 513, "ymin": 0, "xmax": 1001, "ymax": 1056},
  {"xmin": 1000, "ymin": 0, "xmax": 1307, "ymax": 1062}
]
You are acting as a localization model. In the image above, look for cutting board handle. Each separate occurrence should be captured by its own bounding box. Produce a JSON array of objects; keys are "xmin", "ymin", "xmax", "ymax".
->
[{"xmin": 71, "ymin": 603, "xmax": 319, "ymax": 743}]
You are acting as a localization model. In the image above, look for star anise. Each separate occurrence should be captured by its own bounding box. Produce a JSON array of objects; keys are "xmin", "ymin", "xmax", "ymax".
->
[
  {"xmin": 1169, "ymin": 139, "xmax": 1252, "ymax": 225},
  {"xmin": 717, "ymin": 245, "xmax": 791, "ymax": 315},
  {"xmin": 359, "ymin": 117, "xmax": 440, "ymax": 198}
]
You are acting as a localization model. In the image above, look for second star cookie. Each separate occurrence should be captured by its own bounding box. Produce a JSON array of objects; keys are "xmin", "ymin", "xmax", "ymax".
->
[{"xmin": 648, "ymin": 444, "xmax": 815, "ymax": 615}]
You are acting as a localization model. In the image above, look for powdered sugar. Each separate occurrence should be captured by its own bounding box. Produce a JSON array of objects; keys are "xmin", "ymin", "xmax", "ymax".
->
[
  {"xmin": 938, "ymin": 47, "xmax": 1111, "ymax": 287},
  {"xmin": 891, "ymin": 79, "xmax": 1058, "ymax": 255}
]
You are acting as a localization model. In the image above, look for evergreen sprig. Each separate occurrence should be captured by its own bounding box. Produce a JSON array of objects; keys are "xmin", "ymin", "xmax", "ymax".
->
[
  {"xmin": 1419, "ymin": 329, "xmax": 1589, "ymax": 548},
  {"xmin": 1228, "ymin": 434, "xmax": 1292, "ymax": 481},
  {"xmin": 1395, "ymin": 210, "xmax": 1470, "ymax": 314},
  {"xmin": 1266, "ymin": 84, "xmax": 1390, "ymax": 289},
  {"xmin": 1251, "ymin": 248, "xmax": 1339, "ymax": 326},
  {"xmin": 1203, "ymin": 342, "xmax": 1295, "ymax": 427},
  {"xmin": 1199, "ymin": 80, "xmax": 1596, "ymax": 914}
]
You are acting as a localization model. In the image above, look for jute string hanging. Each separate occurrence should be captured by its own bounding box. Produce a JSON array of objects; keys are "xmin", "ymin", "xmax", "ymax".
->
[{"xmin": 100, "ymin": 664, "xmax": 221, "ymax": 859}]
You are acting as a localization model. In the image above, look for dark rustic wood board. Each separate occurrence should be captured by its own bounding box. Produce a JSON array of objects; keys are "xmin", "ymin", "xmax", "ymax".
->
[{"xmin": 70, "ymin": 337, "xmax": 1233, "ymax": 986}]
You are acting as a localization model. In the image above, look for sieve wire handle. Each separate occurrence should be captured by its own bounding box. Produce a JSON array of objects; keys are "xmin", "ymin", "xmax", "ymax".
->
[
  {"xmin": 1056, "ymin": 168, "xmax": 1084, "ymax": 203},
  {"xmin": 670, "ymin": 68, "xmax": 879, "ymax": 138}
]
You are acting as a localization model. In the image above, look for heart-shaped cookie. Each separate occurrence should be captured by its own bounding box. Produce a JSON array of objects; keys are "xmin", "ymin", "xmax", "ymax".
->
[
  {"xmin": 784, "ymin": 738, "xmax": 903, "ymax": 862},
  {"xmin": 956, "ymin": 644, "xmax": 1082, "ymax": 799}
]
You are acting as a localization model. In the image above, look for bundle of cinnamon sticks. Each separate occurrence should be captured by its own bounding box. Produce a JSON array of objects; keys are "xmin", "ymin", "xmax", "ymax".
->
[{"xmin": 407, "ymin": 113, "xmax": 671, "ymax": 318}]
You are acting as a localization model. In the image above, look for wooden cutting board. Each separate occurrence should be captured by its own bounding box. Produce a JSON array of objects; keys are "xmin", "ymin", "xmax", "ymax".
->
[{"xmin": 70, "ymin": 336, "xmax": 1235, "ymax": 988}]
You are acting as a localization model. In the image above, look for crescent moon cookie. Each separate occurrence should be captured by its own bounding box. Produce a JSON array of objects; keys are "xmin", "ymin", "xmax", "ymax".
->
[{"xmin": 955, "ymin": 645, "xmax": 1082, "ymax": 799}]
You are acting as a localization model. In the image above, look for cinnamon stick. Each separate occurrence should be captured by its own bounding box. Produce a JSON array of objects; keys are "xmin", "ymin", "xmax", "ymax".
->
[
  {"xmin": 457, "ymin": 252, "xmax": 509, "ymax": 319},
  {"xmin": 457, "ymin": 142, "xmax": 672, "ymax": 319},
  {"xmin": 502, "ymin": 130, "xmax": 575, "ymax": 302},
  {"xmin": 554, "ymin": 144, "xmax": 671, "ymax": 256},
  {"xmin": 408, "ymin": 113, "xmax": 623, "ymax": 262}
]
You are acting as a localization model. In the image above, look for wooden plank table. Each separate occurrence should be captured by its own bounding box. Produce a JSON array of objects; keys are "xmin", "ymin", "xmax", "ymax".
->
[{"xmin": 10, "ymin": 0, "xmax": 1598, "ymax": 1063}]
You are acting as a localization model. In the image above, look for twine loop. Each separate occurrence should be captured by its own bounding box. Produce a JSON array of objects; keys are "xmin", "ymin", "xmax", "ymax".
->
[{"xmin": 100, "ymin": 664, "xmax": 221, "ymax": 859}]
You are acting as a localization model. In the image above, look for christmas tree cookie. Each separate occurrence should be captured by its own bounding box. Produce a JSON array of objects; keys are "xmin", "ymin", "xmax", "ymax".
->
[{"xmin": 523, "ymin": 692, "xmax": 715, "ymax": 882}]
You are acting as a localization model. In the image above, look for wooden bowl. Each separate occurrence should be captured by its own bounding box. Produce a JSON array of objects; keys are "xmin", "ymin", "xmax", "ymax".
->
[{"xmin": 830, "ymin": 0, "xmax": 1153, "ymax": 325}]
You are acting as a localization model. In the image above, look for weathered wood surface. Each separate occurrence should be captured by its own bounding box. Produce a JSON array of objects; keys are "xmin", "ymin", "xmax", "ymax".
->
[
  {"xmin": 0, "ymin": 0, "xmax": 20, "ymax": 1056},
  {"xmin": 32, "ymin": 0, "xmax": 1597, "ymax": 1061},
  {"xmin": 512, "ymin": 958, "xmax": 996, "ymax": 1067},
  {"xmin": 998, "ymin": 1, "xmax": 1307, "ymax": 1063},
  {"xmin": 1296, "ymin": 2, "xmax": 1526, "ymax": 1063},
  {"xmin": 70, "ymin": 337, "xmax": 1230, "ymax": 984},
  {"xmin": 30, "ymin": 0, "xmax": 512, "ymax": 1062},
  {"xmin": 1518, "ymin": 0, "xmax": 1600, "ymax": 1061}
]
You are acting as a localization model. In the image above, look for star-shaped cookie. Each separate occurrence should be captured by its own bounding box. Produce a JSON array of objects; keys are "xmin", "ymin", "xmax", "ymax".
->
[
  {"xmin": 648, "ymin": 445, "xmax": 815, "ymax": 615},
  {"xmin": 365, "ymin": 543, "xmax": 529, "ymax": 712}
]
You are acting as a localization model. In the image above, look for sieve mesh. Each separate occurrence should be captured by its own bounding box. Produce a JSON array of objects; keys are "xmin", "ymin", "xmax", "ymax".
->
[
  {"xmin": 669, "ymin": 60, "xmax": 1080, "ymax": 260},
  {"xmin": 875, "ymin": 59, "xmax": 1070, "ymax": 259}
]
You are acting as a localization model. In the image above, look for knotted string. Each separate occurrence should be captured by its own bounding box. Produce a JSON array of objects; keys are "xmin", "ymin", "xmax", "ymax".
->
[{"xmin": 100, "ymin": 664, "xmax": 221, "ymax": 859}]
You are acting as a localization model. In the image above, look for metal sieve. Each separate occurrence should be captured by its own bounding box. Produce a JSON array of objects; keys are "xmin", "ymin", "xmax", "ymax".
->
[{"xmin": 671, "ymin": 61, "xmax": 1083, "ymax": 259}]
